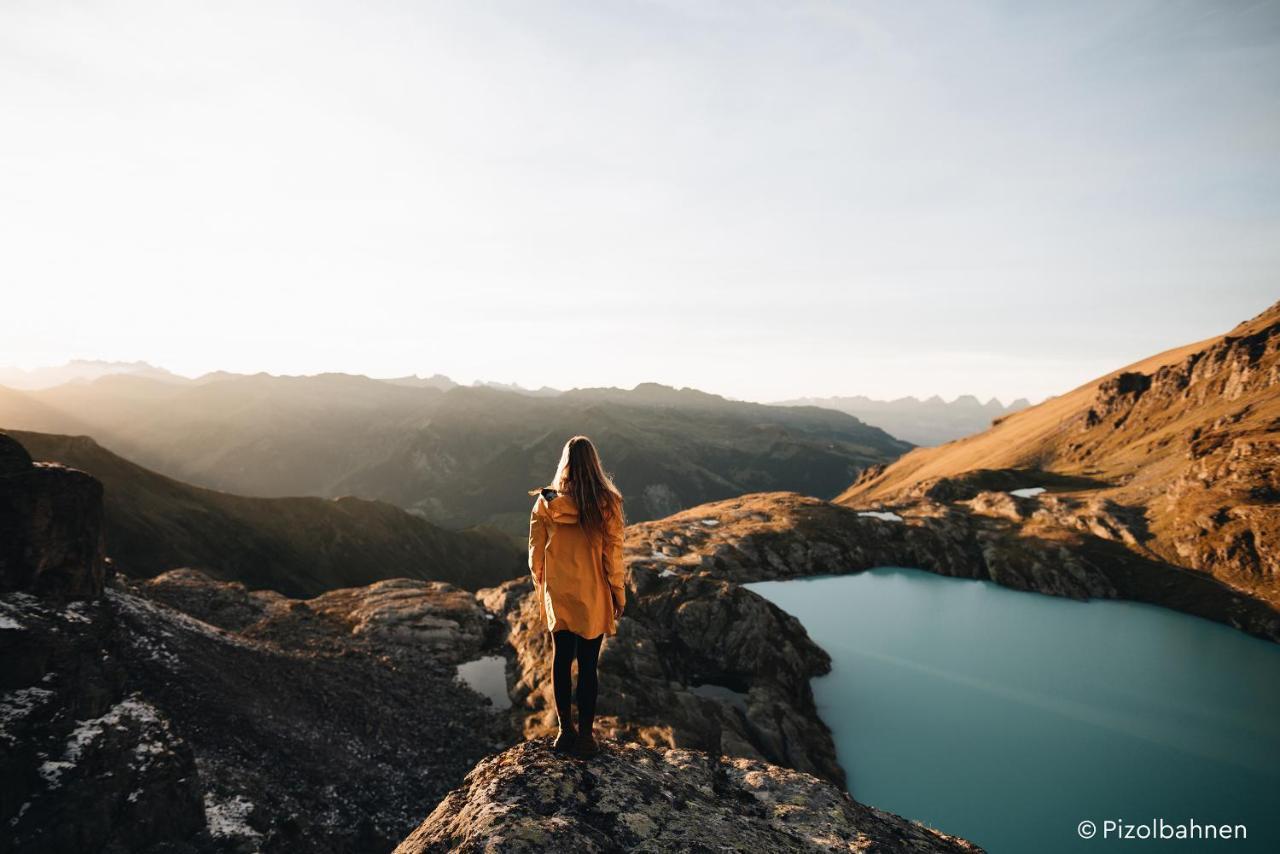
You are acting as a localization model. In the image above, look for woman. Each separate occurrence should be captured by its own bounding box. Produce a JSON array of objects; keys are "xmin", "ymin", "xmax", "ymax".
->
[{"xmin": 527, "ymin": 435, "xmax": 627, "ymax": 759}]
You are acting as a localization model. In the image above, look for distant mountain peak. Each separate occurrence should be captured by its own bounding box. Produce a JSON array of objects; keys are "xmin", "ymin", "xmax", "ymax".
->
[
  {"xmin": 771, "ymin": 392, "xmax": 1037, "ymax": 446},
  {"xmin": 0, "ymin": 360, "xmax": 182, "ymax": 390}
]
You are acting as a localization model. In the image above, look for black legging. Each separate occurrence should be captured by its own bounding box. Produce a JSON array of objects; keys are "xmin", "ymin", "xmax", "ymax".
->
[{"xmin": 552, "ymin": 629, "xmax": 603, "ymax": 734}]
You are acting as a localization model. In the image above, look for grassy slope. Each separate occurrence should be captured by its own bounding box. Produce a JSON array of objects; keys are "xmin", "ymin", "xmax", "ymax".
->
[{"xmin": 837, "ymin": 333, "xmax": 1218, "ymax": 502}]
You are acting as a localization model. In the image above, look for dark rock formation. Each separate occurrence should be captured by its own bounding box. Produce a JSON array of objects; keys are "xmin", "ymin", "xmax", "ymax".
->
[
  {"xmin": 0, "ymin": 432, "xmax": 105, "ymax": 599},
  {"xmin": 2, "ymin": 432, "xmax": 205, "ymax": 853},
  {"xmin": 394, "ymin": 738, "xmax": 982, "ymax": 853}
]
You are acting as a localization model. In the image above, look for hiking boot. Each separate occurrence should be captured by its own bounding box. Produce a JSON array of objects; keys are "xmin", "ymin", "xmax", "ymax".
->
[
  {"xmin": 571, "ymin": 730, "xmax": 598, "ymax": 759},
  {"xmin": 552, "ymin": 724, "xmax": 577, "ymax": 755}
]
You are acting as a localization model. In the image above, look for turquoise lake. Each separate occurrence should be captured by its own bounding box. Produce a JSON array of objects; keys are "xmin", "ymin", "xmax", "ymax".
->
[{"xmin": 746, "ymin": 568, "xmax": 1280, "ymax": 854}]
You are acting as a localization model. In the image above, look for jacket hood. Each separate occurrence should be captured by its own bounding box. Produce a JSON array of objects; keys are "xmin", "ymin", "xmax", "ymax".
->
[{"xmin": 540, "ymin": 492, "xmax": 580, "ymax": 524}]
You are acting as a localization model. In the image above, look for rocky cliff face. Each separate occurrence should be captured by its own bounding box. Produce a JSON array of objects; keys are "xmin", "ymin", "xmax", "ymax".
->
[{"xmin": 394, "ymin": 737, "xmax": 981, "ymax": 853}]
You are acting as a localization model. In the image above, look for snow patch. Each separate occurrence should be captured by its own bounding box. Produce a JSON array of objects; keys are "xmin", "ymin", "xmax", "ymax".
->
[
  {"xmin": 204, "ymin": 792, "xmax": 262, "ymax": 840},
  {"xmin": 38, "ymin": 695, "xmax": 167, "ymax": 788},
  {"xmin": 9, "ymin": 801, "xmax": 30, "ymax": 828},
  {"xmin": 61, "ymin": 603, "xmax": 92, "ymax": 623},
  {"xmin": 38, "ymin": 760, "xmax": 74, "ymax": 786},
  {"xmin": 0, "ymin": 686, "xmax": 54, "ymax": 745},
  {"xmin": 858, "ymin": 511, "xmax": 903, "ymax": 522},
  {"xmin": 0, "ymin": 592, "xmax": 39, "ymax": 609},
  {"xmin": 0, "ymin": 593, "xmax": 93, "ymax": 627},
  {"xmin": 107, "ymin": 589, "xmax": 257, "ymax": 651},
  {"xmin": 659, "ymin": 568, "xmax": 679, "ymax": 578},
  {"xmin": 1009, "ymin": 487, "xmax": 1046, "ymax": 498},
  {"xmin": 699, "ymin": 518, "xmax": 720, "ymax": 527}
]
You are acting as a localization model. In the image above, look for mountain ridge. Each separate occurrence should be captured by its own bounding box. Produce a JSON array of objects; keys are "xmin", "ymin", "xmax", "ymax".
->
[{"xmin": 1, "ymin": 376, "xmax": 911, "ymax": 535}]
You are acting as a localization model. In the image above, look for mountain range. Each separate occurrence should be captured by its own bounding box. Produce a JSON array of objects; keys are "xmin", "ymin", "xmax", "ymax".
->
[
  {"xmin": 5, "ymin": 301, "xmax": 1278, "ymax": 853},
  {"xmin": 0, "ymin": 376, "xmax": 911, "ymax": 536},
  {"xmin": 0, "ymin": 359, "xmax": 186, "ymax": 389},
  {"xmin": 774, "ymin": 394, "xmax": 1032, "ymax": 446}
]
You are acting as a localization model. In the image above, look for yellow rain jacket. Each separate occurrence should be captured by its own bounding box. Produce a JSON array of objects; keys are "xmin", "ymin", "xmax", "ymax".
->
[{"xmin": 528, "ymin": 490, "xmax": 626, "ymax": 638}]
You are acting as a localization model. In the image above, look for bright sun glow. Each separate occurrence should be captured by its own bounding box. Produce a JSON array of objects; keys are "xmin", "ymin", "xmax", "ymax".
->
[{"xmin": 2, "ymin": 1, "xmax": 1276, "ymax": 402}]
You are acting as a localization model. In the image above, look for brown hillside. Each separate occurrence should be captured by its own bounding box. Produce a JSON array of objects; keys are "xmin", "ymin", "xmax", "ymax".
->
[{"xmin": 839, "ymin": 300, "xmax": 1280, "ymax": 606}]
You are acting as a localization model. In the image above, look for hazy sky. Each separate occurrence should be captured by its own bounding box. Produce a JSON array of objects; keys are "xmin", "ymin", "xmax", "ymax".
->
[{"xmin": 2, "ymin": 1, "xmax": 1277, "ymax": 403}]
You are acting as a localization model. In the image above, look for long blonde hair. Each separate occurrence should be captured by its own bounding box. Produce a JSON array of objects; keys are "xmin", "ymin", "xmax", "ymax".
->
[{"xmin": 530, "ymin": 435, "xmax": 623, "ymax": 534}]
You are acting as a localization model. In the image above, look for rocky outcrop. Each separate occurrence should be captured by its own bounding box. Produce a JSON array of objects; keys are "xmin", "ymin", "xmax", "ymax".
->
[
  {"xmin": 4, "ymin": 565, "xmax": 517, "ymax": 854},
  {"xmin": 0, "ymin": 432, "xmax": 105, "ymax": 599},
  {"xmin": 2, "ymin": 433, "xmax": 523, "ymax": 853},
  {"xmin": 394, "ymin": 737, "xmax": 981, "ymax": 853},
  {"xmin": 481, "ymin": 560, "xmax": 844, "ymax": 787},
  {"xmin": 140, "ymin": 568, "xmax": 499, "ymax": 665},
  {"xmin": 0, "ymin": 593, "xmax": 206, "ymax": 854},
  {"xmin": 479, "ymin": 487, "xmax": 1280, "ymax": 806},
  {"xmin": 2, "ymin": 432, "xmax": 206, "ymax": 853}
]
